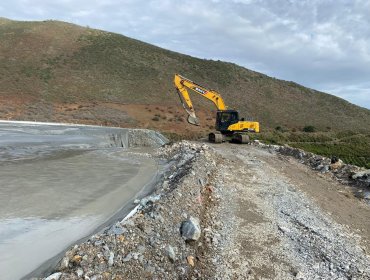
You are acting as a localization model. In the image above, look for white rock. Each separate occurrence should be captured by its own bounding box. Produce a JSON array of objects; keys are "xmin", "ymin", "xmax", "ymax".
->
[
  {"xmin": 45, "ymin": 272, "xmax": 62, "ymax": 280},
  {"xmin": 108, "ymin": 252, "xmax": 114, "ymax": 267},
  {"xmin": 278, "ymin": 225, "xmax": 291, "ymax": 234},
  {"xmin": 76, "ymin": 268, "xmax": 84, "ymax": 277},
  {"xmin": 166, "ymin": 245, "xmax": 177, "ymax": 262},
  {"xmin": 352, "ymin": 170, "xmax": 370, "ymax": 179},
  {"xmin": 60, "ymin": 257, "xmax": 69, "ymax": 269}
]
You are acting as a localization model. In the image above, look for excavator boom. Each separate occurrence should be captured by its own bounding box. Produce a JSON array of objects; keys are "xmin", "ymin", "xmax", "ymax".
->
[{"xmin": 174, "ymin": 74, "xmax": 227, "ymax": 125}]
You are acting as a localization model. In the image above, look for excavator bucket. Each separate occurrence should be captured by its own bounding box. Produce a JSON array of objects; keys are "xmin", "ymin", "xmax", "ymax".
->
[
  {"xmin": 187, "ymin": 114, "xmax": 200, "ymax": 126},
  {"xmin": 185, "ymin": 108, "xmax": 200, "ymax": 126}
]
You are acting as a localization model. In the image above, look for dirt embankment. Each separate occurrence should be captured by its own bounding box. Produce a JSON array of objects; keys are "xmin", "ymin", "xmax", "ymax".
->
[{"xmin": 42, "ymin": 141, "xmax": 370, "ymax": 280}]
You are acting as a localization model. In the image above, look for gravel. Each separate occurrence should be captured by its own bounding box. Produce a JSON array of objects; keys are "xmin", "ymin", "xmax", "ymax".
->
[
  {"xmin": 40, "ymin": 140, "xmax": 370, "ymax": 280},
  {"xmin": 41, "ymin": 141, "xmax": 221, "ymax": 279},
  {"xmin": 210, "ymin": 143, "xmax": 370, "ymax": 279},
  {"xmin": 256, "ymin": 142, "xmax": 370, "ymax": 201}
]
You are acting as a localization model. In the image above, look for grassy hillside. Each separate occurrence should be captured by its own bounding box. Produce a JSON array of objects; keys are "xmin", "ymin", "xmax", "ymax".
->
[
  {"xmin": 1, "ymin": 18, "xmax": 370, "ymax": 136},
  {"xmin": 251, "ymin": 130, "xmax": 370, "ymax": 169}
]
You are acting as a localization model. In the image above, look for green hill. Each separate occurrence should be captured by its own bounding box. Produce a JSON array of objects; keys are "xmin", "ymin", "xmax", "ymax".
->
[{"xmin": 1, "ymin": 18, "xmax": 370, "ymax": 135}]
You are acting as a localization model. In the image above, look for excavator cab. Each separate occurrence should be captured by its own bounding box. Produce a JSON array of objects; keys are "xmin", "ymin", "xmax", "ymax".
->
[{"xmin": 215, "ymin": 110, "xmax": 239, "ymax": 132}]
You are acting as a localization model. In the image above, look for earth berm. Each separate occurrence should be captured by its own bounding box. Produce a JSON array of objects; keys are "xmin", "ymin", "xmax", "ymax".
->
[{"xmin": 41, "ymin": 140, "xmax": 370, "ymax": 280}]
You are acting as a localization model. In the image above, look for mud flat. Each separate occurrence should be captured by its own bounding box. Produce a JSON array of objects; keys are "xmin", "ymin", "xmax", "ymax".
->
[{"xmin": 0, "ymin": 121, "xmax": 167, "ymax": 280}]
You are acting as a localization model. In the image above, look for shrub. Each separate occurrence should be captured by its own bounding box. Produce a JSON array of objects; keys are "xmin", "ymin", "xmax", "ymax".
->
[
  {"xmin": 152, "ymin": 116, "xmax": 159, "ymax": 121},
  {"xmin": 303, "ymin": 125, "xmax": 316, "ymax": 133},
  {"xmin": 275, "ymin": 126, "xmax": 288, "ymax": 132}
]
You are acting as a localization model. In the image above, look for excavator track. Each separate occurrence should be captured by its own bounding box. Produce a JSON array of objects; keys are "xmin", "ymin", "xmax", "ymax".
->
[
  {"xmin": 208, "ymin": 132, "xmax": 223, "ymax": 143},
  {"xmin": 232, "ymin": 133, "xmax": 250, "ymax": 144}
]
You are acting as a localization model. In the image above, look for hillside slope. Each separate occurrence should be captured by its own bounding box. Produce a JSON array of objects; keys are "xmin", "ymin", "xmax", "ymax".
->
[{"xmin": 1, "ymin": 18, "xmax": 370, "ymax": 134}]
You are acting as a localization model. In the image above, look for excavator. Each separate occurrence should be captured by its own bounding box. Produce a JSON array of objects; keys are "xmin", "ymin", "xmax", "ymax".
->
[{"xmin": 174, "ymin": 74, "xmax": 260, "ymax": 143}]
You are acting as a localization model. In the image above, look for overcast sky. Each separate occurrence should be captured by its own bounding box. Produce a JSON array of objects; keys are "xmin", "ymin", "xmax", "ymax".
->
[{"xmin": 1, "ymin": 0, "xmax": 369, "ymax": 109}]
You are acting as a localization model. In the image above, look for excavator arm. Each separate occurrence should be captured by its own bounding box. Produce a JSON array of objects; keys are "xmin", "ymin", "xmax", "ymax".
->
[{"xmin": 174, "ymin": 74, "xmax": 227, "ymax": 125}]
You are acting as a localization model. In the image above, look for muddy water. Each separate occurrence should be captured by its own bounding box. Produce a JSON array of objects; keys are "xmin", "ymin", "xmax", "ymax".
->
[{"xmin": 0, "ymin": 121, "xmax": 165, "ymax": 280}]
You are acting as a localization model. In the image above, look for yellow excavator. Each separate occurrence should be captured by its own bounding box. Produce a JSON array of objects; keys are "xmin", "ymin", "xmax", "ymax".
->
[{"xmin": 174, "ymin": 74, "xmax": 260, "ymax": 143}]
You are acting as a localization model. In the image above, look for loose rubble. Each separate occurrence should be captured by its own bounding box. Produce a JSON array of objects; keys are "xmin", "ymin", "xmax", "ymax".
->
[
  {"xmin": 254, "ymin": 141, "xmax": 370, "ymax": 199},
  {"xmin": 40, "ymin": 140, "xmax": 370, "ymax": 280},
  {"xmin": 41, "ymin": 141, "xmax": 222, "ymax": 279}
]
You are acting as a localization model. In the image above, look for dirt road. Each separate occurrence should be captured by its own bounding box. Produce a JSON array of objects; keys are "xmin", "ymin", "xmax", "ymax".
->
[{"xmin": 211, "ymin": 143, "xmax": 370, "ymax": 279}]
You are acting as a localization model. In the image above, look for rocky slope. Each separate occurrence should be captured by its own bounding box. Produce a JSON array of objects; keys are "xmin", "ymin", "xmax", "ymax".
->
[{"xmin": 39, "ymin": 141, "xmax": 370, "ymax": 280}]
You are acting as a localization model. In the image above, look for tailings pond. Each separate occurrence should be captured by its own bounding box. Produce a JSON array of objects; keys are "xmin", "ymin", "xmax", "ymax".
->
[{"xmin": 0, "ymin": 121, "xmax": 167, "ymax": 280}]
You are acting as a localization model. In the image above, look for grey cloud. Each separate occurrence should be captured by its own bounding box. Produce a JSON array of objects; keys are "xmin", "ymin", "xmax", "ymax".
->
[{"xmin": 324, "ymin": 83, "xmax": 370, "ymax": 109}]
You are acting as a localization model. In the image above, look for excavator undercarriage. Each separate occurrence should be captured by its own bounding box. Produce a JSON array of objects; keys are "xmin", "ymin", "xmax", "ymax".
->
[{"xmin": 208, "ymin": 132, "xmax": 250, "ymax": 144}]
